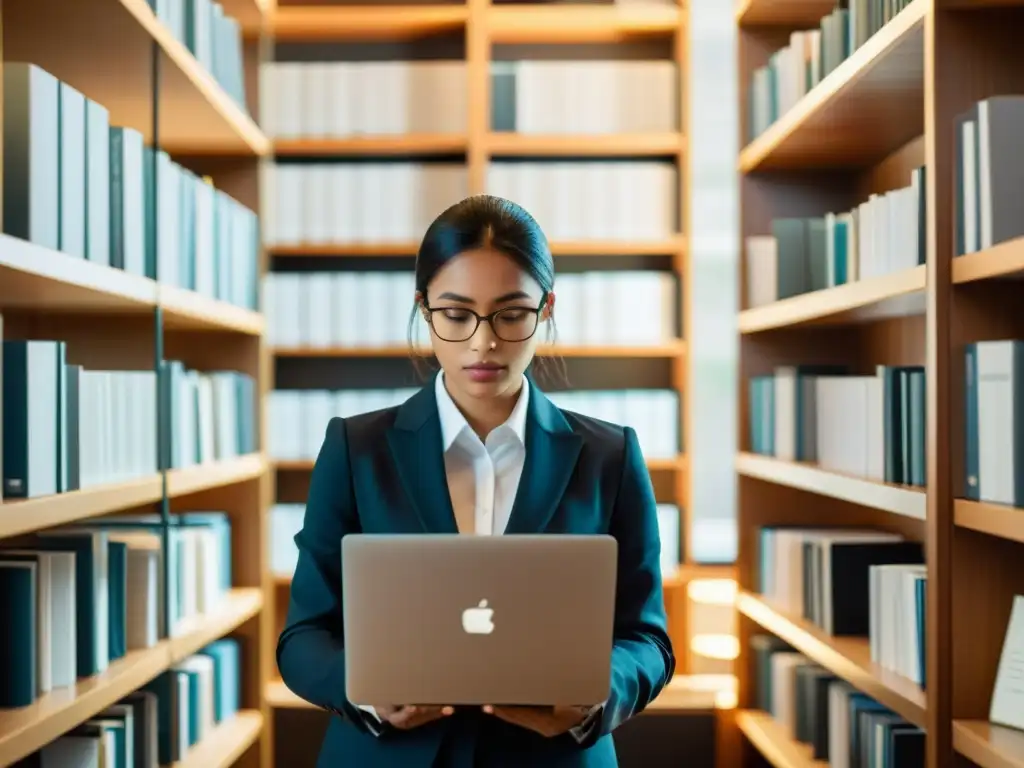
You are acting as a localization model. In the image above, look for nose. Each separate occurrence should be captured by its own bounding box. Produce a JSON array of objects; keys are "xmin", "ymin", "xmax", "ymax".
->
[{"xmin": 469, "ymin": 316, "xmax": 498, "ymax": 351}]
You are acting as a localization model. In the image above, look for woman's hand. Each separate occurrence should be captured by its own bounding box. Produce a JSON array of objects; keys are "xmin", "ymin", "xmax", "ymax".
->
[
  {"xmin": 374, "ymin": 705, "xmax": 454, "ymax": 730},
  {"xmin": 482, "ymin": 705, "xmax": 589, "ymax": 737}
]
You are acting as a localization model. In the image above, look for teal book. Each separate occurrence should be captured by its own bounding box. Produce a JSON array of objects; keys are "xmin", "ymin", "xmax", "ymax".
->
[{"xmin": 0, "ymin": 561, "xmax": 37, "ymax": 707}]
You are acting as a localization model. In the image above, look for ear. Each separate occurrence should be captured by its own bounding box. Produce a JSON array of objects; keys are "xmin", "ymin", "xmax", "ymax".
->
[
  {"xmin": 415, "ymin": 291, "xmax": 430, "ymax": 320},
  {"xmin": 540, "ymin": 291, "xmax": 555, "ymax": 322}
]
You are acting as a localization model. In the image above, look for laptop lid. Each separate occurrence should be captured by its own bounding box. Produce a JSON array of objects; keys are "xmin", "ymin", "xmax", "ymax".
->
[{"xmin": 342, "ymin": 533, "xmax": 618, "ymax": 708}]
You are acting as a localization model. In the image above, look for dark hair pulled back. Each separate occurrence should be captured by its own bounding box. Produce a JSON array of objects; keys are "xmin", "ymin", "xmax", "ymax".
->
[{"xmin": 407, "ymin": 194, "xmax": 566, "ymax": 386}]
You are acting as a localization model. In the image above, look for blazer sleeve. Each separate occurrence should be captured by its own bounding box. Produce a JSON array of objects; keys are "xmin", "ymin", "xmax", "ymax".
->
[
  {"xmin": 276, "ymin": 417, "xmax": 377, "ymax": 734},
  {"xmin": 580, "ymin": 425, "xmax": 676, "ymax": 746}
]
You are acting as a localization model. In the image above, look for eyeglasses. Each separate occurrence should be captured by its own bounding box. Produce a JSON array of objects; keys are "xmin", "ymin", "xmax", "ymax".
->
[{"xmin": 423, "ymin": 302, "xmax": 544, "ymax": 343}]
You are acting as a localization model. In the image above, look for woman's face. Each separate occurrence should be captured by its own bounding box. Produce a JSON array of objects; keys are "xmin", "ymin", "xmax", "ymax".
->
[{"xmin": 421, "ymin": 247, "xmax": 553, "ymax": 401}]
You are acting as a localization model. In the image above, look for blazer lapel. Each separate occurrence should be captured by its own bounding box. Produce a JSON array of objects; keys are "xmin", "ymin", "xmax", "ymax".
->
[
  {"xmin": 386, "ymin": 380, "xmax": 459, "ymax": 534},
  {"xmin": 504, "ymin": 383, "xmax": 583, "ymax": 534}
]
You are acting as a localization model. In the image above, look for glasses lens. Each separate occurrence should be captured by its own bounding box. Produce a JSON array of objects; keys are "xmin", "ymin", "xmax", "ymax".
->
[
  {"xmin": 430, "ymin": 307, "xmax": 479, "ymax": 342},
  {"xmin": 429, "ymin": 307, "xmax": 540, "ymax": 343},
  {"xmin": 491, "ymin": 307, "xmax": 539, "ymax": 342}
]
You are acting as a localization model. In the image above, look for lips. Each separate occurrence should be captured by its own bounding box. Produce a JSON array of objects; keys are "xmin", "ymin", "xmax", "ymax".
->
[{"xmin": 464, "ymin": 362, "xmax": 507, "ymax": 382}]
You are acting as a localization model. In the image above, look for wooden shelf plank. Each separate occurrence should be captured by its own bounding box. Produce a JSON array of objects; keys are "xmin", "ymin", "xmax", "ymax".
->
[
  {"xmin": 954, "ymin": 720, "xmax": 1024, "ymax": 768},
  {"xmin": 738, "ymin": 0, "xmax": 926, "ymax": 171},
  {"xmin": 3, "ymin": 0, "xmax": 268, "ymax": 156},
  {"xmin": 737, "ymin": 710, "xmax": 828, "ymax": 767},
  {"xmin": 173, "ymin": 711, "xmax": 264, "ymax": 768},
  {"xmin": 952, "ymin": 237, "xmax": 1024, "ymax": 284},
  {"xmin": 735, "ymin": 453, "xmax": 926, "ymax": 519},
  {"xmin": 735, "ymin": 0, "xmax": 835, "ymax": 26},
  {"xmin": 265, "ymin": 674, "xmax": 733, "ymax": 712},
  {"xmin": 0, "ymin": 643, "xmax": 170, "ymax": 765},
  {"xmin": 0, "ymin": 235, "xmax": 262, "ymax": 334},
  {"xmin": 274, "ymin": 135, "xmax": 469, "ymax": 156},
  {"xmin": 736, "ymin": 592, "xmax": 927, "ymax": 726},
  {"xmin": 737, "ymin": 266, "xmax": 926, "ymax": 333},
  {"xmin": 0, "ymin": 234, "xmax": 158, "ymax": 313},
  {"xmin": 276, "ymin": 455, "xmax": 686, "ymax": 472},
  {"xmin": 486, "ymin": 132, "xmax": 684, "ymax": 157},
  {"xmin": 166, "ymin": 454, "xmax": 268, "ymax": 499},
  {"xmin": 273, "ymin": 343, "xmax": 686, "ymax": 359},
  {"xmin": 159, "ymin": 286, "xmax": 264, "ymax": 336},
  {"xmin": 270, "ymin": 5, "xmax": 468, "ymax": 41},
  {"xmin": 0, "ymin": 475, "xmax": 164, "ymax": 539},
  {"xmin": 170, "ymin": 588, "xmax": 264, "ymax": 662},
  {"xmin": 221, "ymin": 0, "xmax": 269, "ymax": 34},
  {"xmin": 489, "ymin": 5, "xmax": 683, "ymax": 43},
  {"xmin": 269, "ymin": 239, "xmax": 685, "ymax": 258},
  {"xmin": 954, "ymin": 500, "xmax": 1024, "ymax": 545}
]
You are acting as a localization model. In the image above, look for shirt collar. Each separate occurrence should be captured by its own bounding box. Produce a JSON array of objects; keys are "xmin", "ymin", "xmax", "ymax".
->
[{"xmin": 435, "ymin": 372, "xmax": 530, "ymax": 451}]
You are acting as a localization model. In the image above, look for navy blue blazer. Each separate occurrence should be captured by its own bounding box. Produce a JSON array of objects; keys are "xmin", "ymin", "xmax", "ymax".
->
[{"xmin": 276, "ymin": 375, "xmax": 676, "ymax": 767}]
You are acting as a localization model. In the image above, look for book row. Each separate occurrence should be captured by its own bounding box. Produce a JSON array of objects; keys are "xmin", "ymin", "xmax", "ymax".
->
[
  {"xmin": 491, "ymin": 60, "xmax": 678, "ymax": 136},
  {"xmin": 752, "ymin": 633, "xmax": 925, "ymax": 767},
  {"xmin": 486, "ymin": 162, "xmax": 678, "ymax": 243},
  {"xmin": 954, "ymin": 95, "xmax": 1024, "ymax": 258},
  {"xmin": 265, "ymin": 160, "xmax": 679, "ymax": 246},
  {"xmin": 15, "ymin": 640, "xmax": 241, "ymax": 767},
  {"xmin": 0, "ymin": 512, "xmax": 232, "ymax": 709},
  {"xmin": 267, "ymin": 387, "xmax": 681, "ymax": 462},
  {"xmin": 270, "ymin": 501, "xmax": 682, "ymax": 579},
  {"xmin": 746, "ymin": 0, "xmax": 916, "ymax": 143},
  {"xmin": 1, "ymin": 340, "xmax": 257, "ymax": 500},
  {"xmin": 148, "ymin": 0, "xmax": 249, "ymax": 114},
  {"xmin": 758, "ymin": 526, "xmax": 926, "ymax": 689},
  {"xmin": 265, "ymin": 163, "xmax": 467, "ymax": 247},
  {"xmin": 744, "ymin": 167, "xmax": 925, "ymax": 310},
  {"xmin": 4, "ymin": 63, "xmax": 260, "ymax": 310},
  {"xmin": 748, "ymin": 364, "xmax": 927, "ymax": 489},
  {"xmin": 261, "ymin": 59, "xmax": 678, "ymax": 139},
  {"xmin": 263, "ymin": 269, "xmax": 679, "ymax": 350}
]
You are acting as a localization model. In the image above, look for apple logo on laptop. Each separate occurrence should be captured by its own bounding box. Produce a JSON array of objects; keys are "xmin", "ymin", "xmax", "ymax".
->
[{"xmin": 461, "ymin": 599, "xmax": 495, "ymax": 635}]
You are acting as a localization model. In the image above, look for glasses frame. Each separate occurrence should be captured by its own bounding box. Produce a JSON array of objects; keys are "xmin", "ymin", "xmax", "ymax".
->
[{"xmin": 422, "ymin": 298, "xmax": 547, "ymax": 343}]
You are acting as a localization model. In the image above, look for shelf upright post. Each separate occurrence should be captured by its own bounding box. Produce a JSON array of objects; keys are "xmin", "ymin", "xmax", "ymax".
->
[{"xmin": 147, "ymin": 31, "xmax": 173, "ymax": 644}]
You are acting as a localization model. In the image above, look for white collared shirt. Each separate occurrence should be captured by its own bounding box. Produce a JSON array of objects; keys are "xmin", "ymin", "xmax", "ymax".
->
[{"xmin": 434, "ymin": 372, "xmax": 529, "ymax": 536}]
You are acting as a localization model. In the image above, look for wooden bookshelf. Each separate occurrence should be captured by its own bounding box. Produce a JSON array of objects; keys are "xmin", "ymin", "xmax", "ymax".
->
[
  {"xmin": 953, "ymin": 720, "xmax": 1024, "ymax": 768},
  {"xmin": 735, "ymin": 710, "xmax": 826, "ymax": 768},
  {"xmin": 272, "ymin": 342, "xmax": 687, "ymax": 359},
  {"xmin": 734, "ymin": 1, "xmax": 1024, "ymax": 767},
  {"xmin": 269, "ymin": 238, "xmax": 687, "ymax": 258},
  {"xmin": 0, "ymin": 0, "xmax": 272, "ymax": 764},
  {"xmin": 738, "ymin": 0, "xmax": 925, "ymax": 171},
  {"xmin": 260, "ymin": 3, "xmax": 702, "ymax": 754},
  {"xmin": 173, "ymin": 711, "xmax": 265, "ymax": 768},
  {"xmin": 737, "ymin": 593, "xmax": 926, "ymax": 726},
  {"xmin": 735, "ymin": 453, "xmax": 926, "ymax": 520},
  {"xmin": 487, "ymin": 4, "xmax": 683, "ymax": 44},
  {"xmin": 268, "ymin": 5, "xmax": 469, "ymax": 41},
  {"xmin": 485, "ymin": 132, "xmax": 684, "ymax": 157},
  {"xmin": 736, "ymin": 265, "xmax": 926, "ymax": 332},
  {"xmin": 3, "ymin": 0, "xmax": 269, "ymax": 156},
  {"xmin": 274, "ymin": 135, "xmax": 469, "ymax": 156},
  {"xmin": 734, "ymin": 0, "xmax": 837, "ymax": 27}
]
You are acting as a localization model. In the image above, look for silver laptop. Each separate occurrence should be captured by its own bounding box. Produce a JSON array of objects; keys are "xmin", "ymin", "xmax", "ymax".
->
[{"xmin": 342, "ymin": 533, "xmax": 618, "ymax": 708}]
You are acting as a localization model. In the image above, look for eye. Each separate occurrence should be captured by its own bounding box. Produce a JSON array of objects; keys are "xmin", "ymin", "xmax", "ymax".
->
[
  {"xmin": 498, "ymin": 309, "xmax": 531, "ymax": 322},
  {"xmin": 441, "ymin": 308, "xmax": 474, "ymax": 322}
]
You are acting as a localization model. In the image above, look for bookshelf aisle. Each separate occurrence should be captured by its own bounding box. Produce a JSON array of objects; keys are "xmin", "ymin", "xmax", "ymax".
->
[
  {"xmin": 0, "ymin": 0, "xmax": 271, "ymax": 766},
  {"xmin": 732, "ymin": 0, "xmax": 1024, "ymax": 767},
  {"xmin": 258, "ymin": 0, "xmax": 739, "ymax": 750}
]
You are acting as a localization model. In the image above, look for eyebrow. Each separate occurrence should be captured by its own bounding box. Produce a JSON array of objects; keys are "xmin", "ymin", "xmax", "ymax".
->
[{"xmin": 435, "ymin": 290, "xmax": 534, "ymax": 304}]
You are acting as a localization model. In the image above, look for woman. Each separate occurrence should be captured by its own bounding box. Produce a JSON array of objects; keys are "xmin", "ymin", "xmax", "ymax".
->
[{"xmin": 277, "ymin": 195, "xmax": 675, "ymax": 767}]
